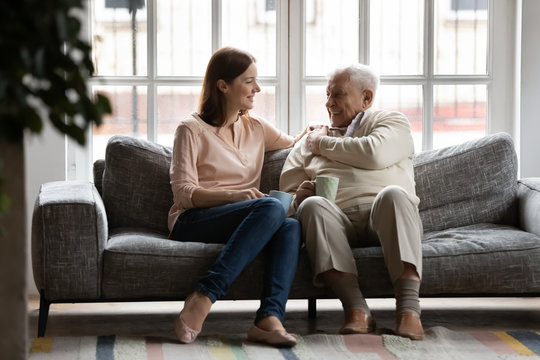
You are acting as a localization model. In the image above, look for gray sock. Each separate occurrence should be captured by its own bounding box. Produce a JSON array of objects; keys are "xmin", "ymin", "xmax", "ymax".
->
[
  {"xmin": 330, "ymin": 273, "xmax": 370, "ymax": 315},
  {"xmin": 394, "ymin": 279, "xmax": 421, "ymax": 316}
]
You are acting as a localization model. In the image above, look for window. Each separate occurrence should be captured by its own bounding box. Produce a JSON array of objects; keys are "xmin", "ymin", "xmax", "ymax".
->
[
  {"xmin": 88, "ymin": 0, "xmax": 283, "ymax": 163},
  {"xmin": 296, "ymin": 0, "xmax": 490, "ymax": 151},
  {"xmin": 78, "ymin": 0, "xmax": 509, "ymax": 179},
  {"xmin": 451, "ymin": 0, "xmax": 488, "ymax": 12}
]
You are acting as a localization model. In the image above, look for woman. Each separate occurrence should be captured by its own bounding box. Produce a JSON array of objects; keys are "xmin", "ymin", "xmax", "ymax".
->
[{"xmin": 169, "ymin": 47, "xmax": 305, "ymax": 347}]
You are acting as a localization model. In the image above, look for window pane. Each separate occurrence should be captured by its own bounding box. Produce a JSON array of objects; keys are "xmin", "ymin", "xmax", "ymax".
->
[
  {"xmin": 305, "ymin": 0, "xmax": 359, "ymax": 76},
  {"xmin": 156, "ymin": 85, "xmax": 276, "ymax": 147},
  {"xmin": 157, "ymin": 0, "xmax": 212, "ymax": 76},
  {"xmin": 305, "ymin": 85, "xmax": 329, "ymax": 126},
  {"xmin": 434, "ymin": 0, "xmax": 489, "ymax": 75},
  {"xmin": 91, "ymin": 0, "xmax": 147, "ymax": 76},
  {"xmin": 222, "ymin": 0, "xmax": 277, "ymax": 76},
  {"xmin": 157, "ymin": 86, "xmax": 201, "ymax": 147},
  {"xmin": 92, "ymin": 85, "xmax": 147, "ymax": 162},
  {"xmin": 252, "ymin": 86, "xmax": 277, "ymax": 126},
  {"xmin": 375, "ymin": 85, "xmax": 423, "ymax": 153},
  {"xmin": 433, "ymin": 84, "xmax": 486, "ymax": 149},
  {"xmin": 370, "ymin": 0, "xmax": 424, "ymax": 76}
]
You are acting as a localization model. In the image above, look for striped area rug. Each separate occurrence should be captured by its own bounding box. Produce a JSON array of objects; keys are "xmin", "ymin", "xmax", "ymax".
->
[{"xmin": 29, "ymin": 327, "xmax": 540, "ymax": 360}]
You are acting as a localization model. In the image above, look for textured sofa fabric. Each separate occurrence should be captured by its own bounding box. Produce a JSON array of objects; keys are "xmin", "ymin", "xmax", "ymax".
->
[
  {"xmin": 31, "ymin": 181, "xmax": 107, "ymax": 301},
  {"xmin": 101, "ymin": 136, "xmax": 173, "ymax": 235},
  {"xmin": 413, "ymin": 133, "xmax": 518, "ymax": 233},
  {"xmin": 33, "ymin": 132, "xmax": 540, "ymax": 336}
]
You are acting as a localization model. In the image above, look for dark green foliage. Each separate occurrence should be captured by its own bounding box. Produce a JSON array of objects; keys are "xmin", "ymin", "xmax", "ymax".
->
[
  {"xmin": 0, "ymin": 0, "xmax": 113, "ymax": 218},
  {"xmin": 0, "ymin": 0, "xmax": 112, "ymax": 145}
]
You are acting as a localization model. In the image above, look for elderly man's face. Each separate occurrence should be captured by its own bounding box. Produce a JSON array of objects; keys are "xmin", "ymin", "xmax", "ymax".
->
[{"xmin": 325, "ymin": 72, "xmax": 367, "ymax": 128}]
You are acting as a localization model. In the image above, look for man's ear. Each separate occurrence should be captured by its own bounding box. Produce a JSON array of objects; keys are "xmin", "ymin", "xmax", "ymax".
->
[
  {"xmin": 362, "ymin": 90, "xmax": 374, "ymax": 109},
  {"xmin": 217, "ymin": 79, "xmax": 228, "ymax": 93}
]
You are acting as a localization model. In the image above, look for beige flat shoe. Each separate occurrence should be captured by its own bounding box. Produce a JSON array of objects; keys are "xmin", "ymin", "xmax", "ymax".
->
[
  {"xmin": 174, "ymin": 315, "xmax": 200, "ymax": 344},
  {"xmin": 174, "ymin": 293, "xmax": 204, "ymax": 344},
  {"xmin": 247, "ymin": 324, "xmax": 297, "ymax": 347}
]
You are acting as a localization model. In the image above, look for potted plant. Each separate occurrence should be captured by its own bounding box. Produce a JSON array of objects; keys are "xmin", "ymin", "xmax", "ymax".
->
[{"xmin": 0, "ymin": 0, "xmax": 111, "ymax": 358}]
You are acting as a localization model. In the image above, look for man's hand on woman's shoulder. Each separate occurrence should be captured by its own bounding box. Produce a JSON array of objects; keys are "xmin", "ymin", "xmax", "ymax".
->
[{"xmin": 307, "ymin": 126, "xmax": 329, "ymax": 155}]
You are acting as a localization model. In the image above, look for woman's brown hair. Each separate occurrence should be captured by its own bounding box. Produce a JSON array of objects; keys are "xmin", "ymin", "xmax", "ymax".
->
[{"xmin": 198, "ymin": 47, "xmax": 256, "ymax": 127}]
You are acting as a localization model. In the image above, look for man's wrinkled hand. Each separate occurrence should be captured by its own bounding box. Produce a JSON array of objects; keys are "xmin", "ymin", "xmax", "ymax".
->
[
  {"xmin": 294, "ymin": 180, "xmax": 316, "ymax": 208},
  {"xmin": 307, "ymin": 126, "xmax": 328, "ymax": 155}
]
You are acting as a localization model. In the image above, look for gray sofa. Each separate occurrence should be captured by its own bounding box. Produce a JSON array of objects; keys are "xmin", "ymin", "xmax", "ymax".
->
[{"xmin": 32, "ymin": 132, "xmax": 540, "ymax": 337}]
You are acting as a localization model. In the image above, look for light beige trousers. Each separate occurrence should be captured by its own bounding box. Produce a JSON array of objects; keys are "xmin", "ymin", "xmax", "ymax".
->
[{"xmin": 296, "ymin": 185, "xmax": 423, "ymax": 287}]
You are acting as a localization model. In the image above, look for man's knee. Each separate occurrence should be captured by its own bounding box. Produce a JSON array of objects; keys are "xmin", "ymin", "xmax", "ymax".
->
[
  {"xmin": 372, "ymin": 185, "xmax": 417, "ymax": 225},
  {"xmin": 296, "ymin": 196, "xmax": 328, "ymax": 221},
  {"xmin": 375, "ymin": 185, "xmax": 409, "ymax": 206}
]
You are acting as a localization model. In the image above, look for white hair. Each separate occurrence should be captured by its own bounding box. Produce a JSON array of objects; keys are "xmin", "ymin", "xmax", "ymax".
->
[{"xmin": 328, "ymin": 64, "xmax": 379, "ymax": 98}]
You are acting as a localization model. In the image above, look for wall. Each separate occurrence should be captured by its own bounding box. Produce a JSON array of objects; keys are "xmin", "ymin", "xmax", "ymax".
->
[
  {"xmin": 520, "ymin": 0, "xmax": 540, "ymax": 177},
  {"xmin": 25, "ymin": 123, "xmax": 66, "ymax": 295}
]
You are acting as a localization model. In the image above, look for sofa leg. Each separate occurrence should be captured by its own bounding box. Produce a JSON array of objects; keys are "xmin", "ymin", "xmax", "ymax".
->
[
  {"xmin": 37, "ymin": 292, "xmax": 50, "ymax": 338},
  {"xmin": 308, "ymin": 298, "xmax": 317, "ymax": 319}
]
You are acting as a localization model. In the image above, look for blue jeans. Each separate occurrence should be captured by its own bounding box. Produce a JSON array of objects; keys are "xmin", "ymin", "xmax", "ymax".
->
[{"xmin": 171, "ymin": 197, "xmax": 301, "ymax": 323}]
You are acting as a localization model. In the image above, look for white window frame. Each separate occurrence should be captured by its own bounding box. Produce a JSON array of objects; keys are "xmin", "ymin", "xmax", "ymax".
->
[
  {"xmin": 68, "ymin": 0, "xmax": 517, "ymax": 181},
  {"xmin": 289, "ymin": 0, "xmax": 516, "ymax": 150}
]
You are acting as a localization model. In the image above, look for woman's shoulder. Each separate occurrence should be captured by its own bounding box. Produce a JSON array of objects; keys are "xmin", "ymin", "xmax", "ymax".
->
[
  {"xmin": 176, "ymin": 113, "xmax": 207, "ymax": 135},
  {"xmin": 242, "ymin": 113, "xmax": 273, "ymax": 131}
]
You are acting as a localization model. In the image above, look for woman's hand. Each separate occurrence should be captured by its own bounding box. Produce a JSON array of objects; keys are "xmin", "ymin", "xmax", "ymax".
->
[
  {"xmin": 294, "ymin": 180, "xmax": 315, "ymax": 208},
  {"xmin": 229, "ymin": 188, "xmax": 266, "ymax": 202},
  {"xmin": 192, "ymin": 187, "xmax": 265, "ymax": 208}
]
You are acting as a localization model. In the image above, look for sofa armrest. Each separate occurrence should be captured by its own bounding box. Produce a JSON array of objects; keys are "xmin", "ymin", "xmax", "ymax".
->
[
  {"xmin": 32, "ymin": 181, "xmax": 108, "ymax": 301},
  {"xmin": 517, "ymin": 178, "xmax": 540, "ymax": 237}
]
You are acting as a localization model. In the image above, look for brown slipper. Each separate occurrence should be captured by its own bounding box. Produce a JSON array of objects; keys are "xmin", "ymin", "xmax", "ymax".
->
[
  {"xmin": 339, "ymin": 309, "xmax": 376, "ymax": 334},
  {"xmin": 395, "ymin": 311, "xmax": 424, "ymax": 340}
]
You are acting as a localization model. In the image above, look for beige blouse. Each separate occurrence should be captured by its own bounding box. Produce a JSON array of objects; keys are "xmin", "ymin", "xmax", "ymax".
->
[{"xmin": 168, "ymin": 112, "xmax": 295, "ymax": 231}]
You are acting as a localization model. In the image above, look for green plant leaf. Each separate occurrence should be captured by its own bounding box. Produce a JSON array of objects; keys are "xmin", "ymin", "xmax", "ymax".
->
[{"xmin": 0, "ymin": 0, "xmax": 112, "ymax": 154}]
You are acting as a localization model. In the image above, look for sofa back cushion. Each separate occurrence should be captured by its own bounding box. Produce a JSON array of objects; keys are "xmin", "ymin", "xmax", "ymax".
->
[
  {"xmin": 96, "ymin": 132, "xmax": 518, "ymax": 236},
  {"xmin": 101, "ymin": 136, "xmax": 173, "ymax": 234},
  {"xmin": 97, "ymin": 137, "xmax": 292, "ymax": 234},
  {"xmin": 414, "ymin": 132, "xmax": 518, "ymax": 233},
  {"xmin": 260, "ymin": 149, "xmax": 292, "ymax": 194},
  {"xmin": 93, "ymin": 159, "xmax": 105, "ymax": 195}
]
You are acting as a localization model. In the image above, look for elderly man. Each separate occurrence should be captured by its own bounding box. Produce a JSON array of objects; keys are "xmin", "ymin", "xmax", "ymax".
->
[{"xmin": 280, "ymin": 64, "xmax": 424, "ymax": 340}]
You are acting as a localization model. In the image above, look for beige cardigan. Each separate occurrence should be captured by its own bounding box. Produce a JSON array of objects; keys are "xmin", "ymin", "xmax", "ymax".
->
[{"xmin": 279, "ymin": 109, "xmax": 419, "ymax": 212}]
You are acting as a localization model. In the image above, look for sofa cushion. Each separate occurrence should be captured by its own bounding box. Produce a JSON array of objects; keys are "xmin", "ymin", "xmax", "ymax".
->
[
  {"xmin": 352, "ymin": 223, "xmax": 540, "ymax": 296},
  {"xmin": 101, "ymin": 229, "xmax": 325, "ymax": 299},
  {"xmin": 101, "ymin": 136, "xmax": 173, "ymax": 234},
  {"xmin": 101, "ymin": 223, "xmax": 540, "ymax": 299},
  {"xmin": 413, "ymin": 133, "xmax": 518, "ymax": 233},
  {"xmin": 420, "ymin": 223, "xmax": 540, "ymax": 294}
]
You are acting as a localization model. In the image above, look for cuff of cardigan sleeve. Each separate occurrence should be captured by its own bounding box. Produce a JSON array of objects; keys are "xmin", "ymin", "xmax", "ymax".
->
[{"xmin": 318, "ymin": 136, "xmax": 334, "ymax": 156}]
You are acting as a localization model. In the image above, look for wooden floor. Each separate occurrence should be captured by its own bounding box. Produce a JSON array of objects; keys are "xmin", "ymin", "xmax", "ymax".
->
[{"xmin": 27, "ymin": 295, "xmax": 540, "ymax": 340}]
